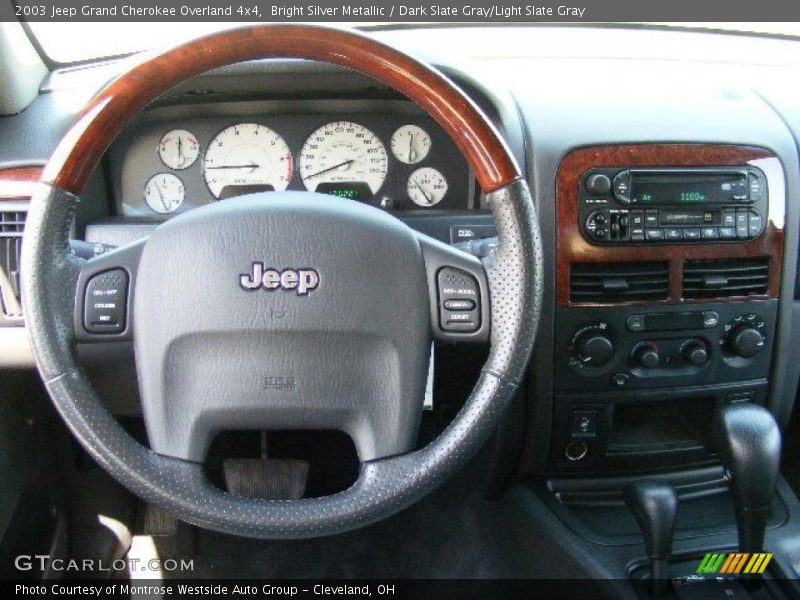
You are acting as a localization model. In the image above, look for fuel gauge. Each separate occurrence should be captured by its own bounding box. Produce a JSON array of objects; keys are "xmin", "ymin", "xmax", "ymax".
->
[{"xmin": 144, "ymin": 173, "xmax": 185, "ymax": 214}]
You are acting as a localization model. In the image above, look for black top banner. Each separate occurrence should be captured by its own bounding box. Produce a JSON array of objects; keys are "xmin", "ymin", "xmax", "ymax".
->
[{"xmin": 3, "ymin": 0, "xmax": 800, "ymax": 22}]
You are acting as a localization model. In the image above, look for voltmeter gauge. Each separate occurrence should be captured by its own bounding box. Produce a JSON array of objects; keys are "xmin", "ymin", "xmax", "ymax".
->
[
  {"xmin": 407, "ymin": 167, "xmax": 448, "ymax": 207},
  {"xmin": 158, "ymin": 129, "xmax": 199, "ymax": 170},
  {"xmin": 144, "ymin": 173, "xmax": 185, "ymax": 214}
]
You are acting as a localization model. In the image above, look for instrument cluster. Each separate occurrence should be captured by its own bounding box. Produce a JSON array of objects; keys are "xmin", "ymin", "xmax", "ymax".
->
[{"xmin": 114, "ymin": 108, "xmax": 473, "ymax": 217}]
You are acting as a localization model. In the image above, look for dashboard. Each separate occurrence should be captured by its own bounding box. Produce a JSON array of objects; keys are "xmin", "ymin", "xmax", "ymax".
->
[
  {"xmin": 1, "ymin": 25, "xmax": 800, "ymax": 486},
  {"xmin": 110, "ymin": 100, "xmax": 474, "ymax": 218}
]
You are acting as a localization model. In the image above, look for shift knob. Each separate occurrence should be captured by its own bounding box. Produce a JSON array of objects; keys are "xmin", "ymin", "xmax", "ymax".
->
[
  {"xmin": 712, "ymin": 403, "xmax": 781, "ymax": 553},
  {"xmin": 624, "ymin": 480, "xmax": 678, "ymax": 596}
]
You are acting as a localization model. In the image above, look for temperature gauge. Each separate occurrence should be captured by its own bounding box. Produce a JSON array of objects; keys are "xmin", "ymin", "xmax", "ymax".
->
[
  {"xmin": 407, "ymin": 167, "xmax": 448, "ymax": 207},
  {"xmin": 158, "ymin": 129, "xmax": 199, "ymax": 170},
  {"xmin": 144, "ymin": 173, "xmax": 185, "ymax": 214}
]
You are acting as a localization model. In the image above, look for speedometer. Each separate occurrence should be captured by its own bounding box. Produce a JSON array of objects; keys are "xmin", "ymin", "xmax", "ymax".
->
[
  {"xmin": 203, "ymin": 123, "xmax": 292, "ymax": 199},
  {"xmin": 299, "ymin": 121, "xmax": 388, "ymax": 199}
]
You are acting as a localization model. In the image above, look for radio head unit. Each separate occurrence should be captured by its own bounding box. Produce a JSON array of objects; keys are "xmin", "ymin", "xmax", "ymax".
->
[{"xmin": 579, "ymin": 167, "xmax": 767, "ymax": 244}]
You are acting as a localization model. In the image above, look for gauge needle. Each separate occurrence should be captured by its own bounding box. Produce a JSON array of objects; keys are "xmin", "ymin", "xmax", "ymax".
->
[
  {"xmin": 302, "ymin": 160, "xmax": 354, "ymax": 181},
  {"xmin": 206, "ymin": 162, "xmax": 261, "ymax": 171},
  {"xmin": 412, "ymin": 178, "xmax": 433, "ymax": 205},
  {"xmin": 155, "ymin": 182, "xmax": 169, "ymax": 212},
  {"xmin": 177, "ymin": 136, "xmax": 184, "ymax": 166},
  {"xmin": 408, "ymin": 134, "xmax": 416, "ymax": 163}
]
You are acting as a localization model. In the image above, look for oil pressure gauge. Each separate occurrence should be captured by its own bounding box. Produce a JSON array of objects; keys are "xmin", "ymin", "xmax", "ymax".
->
[{"xmin": 144, "ymin": 173, "xmax": 185, "ymax": 214}]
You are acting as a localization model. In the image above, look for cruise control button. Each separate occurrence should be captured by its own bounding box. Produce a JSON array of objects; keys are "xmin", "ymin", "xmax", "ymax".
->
[
  {"xmin": 443, "ymin": 299, "xmax": 476, "ymax": 311},
  {"xmin": 84, "ymin": 269, "xmax": 128, "ymax": 334}
]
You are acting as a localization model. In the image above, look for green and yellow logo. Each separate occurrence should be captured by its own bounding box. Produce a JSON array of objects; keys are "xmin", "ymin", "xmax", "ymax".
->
[{"xmin": 696, "ymin": 552, "xmax": 773, "ymax": 575}]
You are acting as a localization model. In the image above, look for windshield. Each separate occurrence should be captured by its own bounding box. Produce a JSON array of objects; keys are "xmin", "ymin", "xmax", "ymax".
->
[{"xmin": 26, "ymin": 22, "xmax": 800, "ymax": 64}]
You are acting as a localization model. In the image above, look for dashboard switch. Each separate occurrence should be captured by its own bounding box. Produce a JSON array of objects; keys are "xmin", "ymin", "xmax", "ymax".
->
[
  {"xmin": 83, "ymin": 269, "xmax": 128, "ymax": 334},
  {"xmin": 437, "ymin": 267, "xmax": 480, "ymax": 333}
]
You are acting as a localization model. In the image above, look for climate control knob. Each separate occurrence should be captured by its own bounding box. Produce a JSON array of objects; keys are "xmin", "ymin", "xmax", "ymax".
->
[
  {"xmin": 633, "ymin": 342, "xmax": 660, "ymax": 369},
  {"xmin": 574, "ymin": 332, "xmax": 615, "ymax": 368},
  {"xmin": 727, "ymin": 326, "xmax": 766, "ymax": 359},
  {"xmin": 682, "ymin": 339, "xmax": 709, "ymax": 367}
]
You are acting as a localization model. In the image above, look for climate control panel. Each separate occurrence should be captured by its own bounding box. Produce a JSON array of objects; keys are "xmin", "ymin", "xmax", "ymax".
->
[{"xmin": 555, "ymin": 301, "xmax": 777, "ymax": 392}]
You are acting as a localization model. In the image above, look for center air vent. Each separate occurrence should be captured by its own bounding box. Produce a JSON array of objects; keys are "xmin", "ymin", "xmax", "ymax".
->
[
  {"xmin": 683, "ymin": 258, "xmax": 769, "ymax": 299},
  {"xmin": 0, "ymin": 209, "xmax": 26, "ymax": 323},
  {"xmin": 570, "ymin": 262, "xmax": 669, "ymax": 303}
]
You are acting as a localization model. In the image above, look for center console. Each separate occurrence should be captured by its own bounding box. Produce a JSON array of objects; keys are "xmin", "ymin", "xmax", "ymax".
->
[{"xmin": 550, "ymin": 144, "xmax": 786, "ymax": 475}]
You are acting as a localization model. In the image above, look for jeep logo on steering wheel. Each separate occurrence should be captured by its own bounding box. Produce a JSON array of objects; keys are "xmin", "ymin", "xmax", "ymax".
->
[{"xmin": 239, "ymin": 263, "xmax": 320, "ymax": 296}]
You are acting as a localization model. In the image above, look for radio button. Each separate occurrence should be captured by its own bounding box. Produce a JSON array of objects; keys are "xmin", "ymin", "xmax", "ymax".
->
[
  {"xmin": 594, "ymin": 228, "xmax": 607, "ymax": 239},
  {"xmin": 701, "ymin": 227, "xmax": 719, "ymax": 239},
  {"xmin": 748, "ymin": 173, "xmax": 763, "ymax": 201},
  {"xmin": 665, "ymin": 228, "xmax": 683, "ymax": 241},
  {"xmin": 748, "ymin": 211, "xmax": 763, "ymax": 237},
  {"xmin": 719, "ymin": 227, "xmax": 737, "ymax": 239},
  {"xmin": 645, "ymin": 229, "xmax": 664, "ymax": 241},
  {"xmin": 630, "ymin": 210, "xmax": 644, "ymax": 227},
  {"xmin": 683, "ymin": 228, "xmax": 701, "ymax": 240},
  {"xmin": 631, "ymin": 228, "xmax": 645, "ymax": 241},
  {"xmin": 645, "ymin": 210, "xmax": 659, "ymax": 227},
  {"xmin": 612, "ymin": 171, "xmax": 632, "ymax": 204},
  {"xmin": 736, "ymin": 209, "xmax": 749, "ymax": 239},
  {"xmin": 585, "ymin": 173, "xmax": 612, "ymax": 195},
  {"xmin": 722, "ymin": 209, "xmax": 736, "ymax": 227}
]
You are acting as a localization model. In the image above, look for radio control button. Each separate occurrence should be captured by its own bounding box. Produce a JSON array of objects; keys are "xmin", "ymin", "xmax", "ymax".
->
[
  {"xmin": 722, "ymin": 210, "xmax": 736, "ymax": 227},
  {"xmin": 748, "ymin": 173, "xmax": 763, "ymax": 201},
  {"xmin": 645, "ymin": 210, "xmax": 659, "ymax": 227},
  {"xmin": 701, "ymin": 227, "xmax": 719, "ymax": 240},
  {"xmin": 631, "ymin": 228, "xmax": 645, "ymax": 241},
  {"xmin": 585, "ymin": 173, "xmax": 612, "ymax": 195},
  {"xmin": 630, "ymin": 210, "xmax": 644, "ymax": 226},
  {"xmin": 594, "ymin": 228, "xmax": 607, "ymax": 239},
  {"xmin": 736, "ymin": 209, "xmax": 749, "ymax": 239},
  {"xmin": 748, "ymin": 211, "xmax": 763, "ymax": 237},
  {"xmin": 612, "ymin": 171, "xmax": 632, "ymax": 204},
  {"xmin": 645, "ymin": 229, "xmax": 663, "ymax": 241},
  {"xmin": 683, "ymin": 228, "xmax": 701, "ymax": 240},
  {"xmin": 719, "ymin": 227, "xmax": 736, "ymax": 239},
  {"xmin": 665, "ymin": 228, "xmax": 683, "ymax": 241},
  {"xmin": 594, "ymin": 213, "xmax": 606, "ymax": 224}
]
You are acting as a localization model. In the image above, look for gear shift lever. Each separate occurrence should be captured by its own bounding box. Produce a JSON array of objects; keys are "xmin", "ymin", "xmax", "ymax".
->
[
  {"xmin": 624, "ymin": 480, "xmax": 678, "ymax": 596},
  {"xmin": 712, "ymin": 403, "xmax": 781, "ymax": 553}
]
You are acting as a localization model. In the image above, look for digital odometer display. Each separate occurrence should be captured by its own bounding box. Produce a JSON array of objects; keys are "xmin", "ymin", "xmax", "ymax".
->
[
  {"xmin": 631, "ymin": 173, "xmax": 746, "ymax": 204},
  {"xmin": 316, "ymin": 182, "xmax": 371, "ymax": 200}
]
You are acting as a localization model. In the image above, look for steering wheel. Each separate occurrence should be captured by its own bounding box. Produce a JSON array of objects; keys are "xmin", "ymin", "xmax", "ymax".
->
[{"xmin": 22, "ymin": 25, "xmax": 542, "ymax": 539}]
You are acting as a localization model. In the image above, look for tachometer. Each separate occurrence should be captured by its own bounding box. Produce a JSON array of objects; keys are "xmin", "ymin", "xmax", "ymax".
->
[
  {"xmin": 299, "ymin": 121, "xmax": 388, "ymax": 198},
  {"xmin": 203, "ymin": 123, "xmax": 293, "ymax": 199}
]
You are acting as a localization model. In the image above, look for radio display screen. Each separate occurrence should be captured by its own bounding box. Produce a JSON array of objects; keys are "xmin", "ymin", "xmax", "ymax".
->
[{"xmin": 631, "ymin": 172, "xmax": 746, "ymax": 205}]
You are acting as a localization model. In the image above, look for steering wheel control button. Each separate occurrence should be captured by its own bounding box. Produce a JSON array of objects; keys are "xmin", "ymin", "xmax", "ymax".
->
[
  {"xmin": 443, "ymin": 299, "xmax": 476, "ymax": 311},
  {"xmin": 83, "ymin": 269, "xmax": 128, "ymax": 334},
  {"xmin": 437, "ymin": 267, "xmax": 480, "ymax": 332}
]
